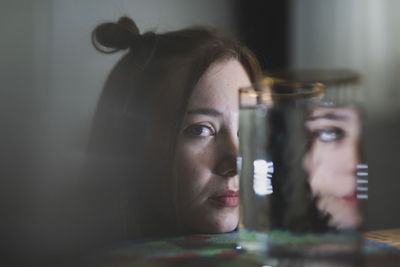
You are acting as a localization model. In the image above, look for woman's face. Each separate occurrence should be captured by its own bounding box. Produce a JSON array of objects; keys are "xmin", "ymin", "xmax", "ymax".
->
[
  {"xmin": 303, "ymin": 107, "xmax": 362, "ymax": 229},
  {"xmin": 173, "ymin": 59, "xmax": 251, "ymax": 234}
]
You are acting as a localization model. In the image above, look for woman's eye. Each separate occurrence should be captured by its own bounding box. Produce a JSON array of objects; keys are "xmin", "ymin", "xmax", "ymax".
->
[
  {"xmin": 183, "ymin": 124, "xmax": 215, "ymax": 137},
  {"xmin": 315, "ymin": 128, "xmax": 345, "ymax": 142}
]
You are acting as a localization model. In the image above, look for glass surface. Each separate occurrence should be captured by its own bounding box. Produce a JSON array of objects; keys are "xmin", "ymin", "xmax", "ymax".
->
[{"xmin": 238, "ymin": 70, "xmax": 367, "ymax": 261}]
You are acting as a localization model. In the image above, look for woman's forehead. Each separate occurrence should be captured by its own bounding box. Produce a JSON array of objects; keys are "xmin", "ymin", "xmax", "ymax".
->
[
  {"xmin": 188, "ymin": 60, "xmax": 250, "ymax": 108},
  {"xmin": 309, "ymin": 107, "xmax": 359, "ymax": 120}
]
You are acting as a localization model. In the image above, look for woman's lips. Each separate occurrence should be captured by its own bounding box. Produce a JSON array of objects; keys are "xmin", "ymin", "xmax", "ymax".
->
[
  {"xmin": 209, "ymin": 190, "xmax": 239, "ymax": 207},
  {"xmin": 341, "ymin": 192, "xmax": 359, "ymax": 205}
]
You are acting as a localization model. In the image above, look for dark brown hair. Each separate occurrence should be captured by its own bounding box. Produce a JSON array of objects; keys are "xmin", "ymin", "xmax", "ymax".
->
[{"xmin": 87, "ymin": 16, "xmax": 261, "ymax": 241}]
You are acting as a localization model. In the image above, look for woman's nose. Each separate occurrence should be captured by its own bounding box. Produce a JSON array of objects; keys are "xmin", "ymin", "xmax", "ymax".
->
[
  {"xmin": 344, "ymin": 140, "xmax": 361, "ymax": 175},
  {"xmin": 214, "ymin": 131, "xmax": 239, "ymax": 178}
]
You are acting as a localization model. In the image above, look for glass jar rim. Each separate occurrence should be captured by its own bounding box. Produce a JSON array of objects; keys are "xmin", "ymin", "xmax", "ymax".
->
[{"xmin": 240, "ymin": 77, "xmax": 325, "ymax": 98}]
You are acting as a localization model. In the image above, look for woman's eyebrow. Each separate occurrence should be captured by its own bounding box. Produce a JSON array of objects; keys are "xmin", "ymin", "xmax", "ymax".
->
[
  {"xmin": 308, "ymin": 112, "xmax": 348, "ymax": 121},
  {"xmin": 187, "ymin": 108, "xmax": 222, "ymax": 116}
]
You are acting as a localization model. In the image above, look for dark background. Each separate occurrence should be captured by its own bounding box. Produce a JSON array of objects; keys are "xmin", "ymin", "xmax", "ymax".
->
[{"xmin": 235, "ymin": 1, "xmax": 290, "ymax": 70}]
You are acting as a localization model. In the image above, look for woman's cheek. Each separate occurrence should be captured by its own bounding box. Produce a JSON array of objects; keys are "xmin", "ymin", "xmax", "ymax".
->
[{"xmin": 174, "ymin": 141, "xmax": 212, "ymax": 197}]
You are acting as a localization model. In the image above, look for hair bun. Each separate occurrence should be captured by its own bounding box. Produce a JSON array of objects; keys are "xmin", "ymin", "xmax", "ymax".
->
[{"xmin": 92, "ymin": 16, "xmax": 140, "ymax": 53}]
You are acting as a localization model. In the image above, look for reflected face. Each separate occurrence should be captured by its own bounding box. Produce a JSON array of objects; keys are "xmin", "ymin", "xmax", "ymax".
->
[
  {"xmin": 173, "ymin": 59, "xmax": 251, "ymax": 233},
  {"xmin": 303, "ymin": 107, "xmax": 362, "ymax": 229}
]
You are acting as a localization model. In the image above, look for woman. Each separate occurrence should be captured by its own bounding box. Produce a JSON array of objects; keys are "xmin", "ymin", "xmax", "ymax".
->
[
  {"xmin": 86, "ymin": 16, "xmax": 261, "ymax": 243},
  {"xmin": 303, "ymin": 106, "xmax": 363, "ymax": 230}
]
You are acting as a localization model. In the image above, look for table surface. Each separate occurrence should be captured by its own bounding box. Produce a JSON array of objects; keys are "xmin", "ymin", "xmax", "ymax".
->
[
  {"xmin": 364, "ymin": 228, "xmax": 400, "ymax": 249},
  {"xmin": 87, "ymin": 229, "xmax": 400, "ymax": 267}
]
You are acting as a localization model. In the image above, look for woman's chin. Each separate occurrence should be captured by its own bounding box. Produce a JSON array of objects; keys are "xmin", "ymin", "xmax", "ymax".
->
[
  {"xmin": 318, "ymin": 196, "xmax": 362, "ymax": 230},
  {"xmin": 206, "ymin": 222, "xmax": 238, "ymax": 234},
  {"xmin": 186, "ymin": 211, "xmax": 239, "ymax": 234}
]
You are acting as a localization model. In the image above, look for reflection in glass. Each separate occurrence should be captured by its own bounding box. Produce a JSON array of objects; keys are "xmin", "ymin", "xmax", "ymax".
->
[{"xmin": 303, "ymin": 106, "xmax": 363, "ymax": 230}]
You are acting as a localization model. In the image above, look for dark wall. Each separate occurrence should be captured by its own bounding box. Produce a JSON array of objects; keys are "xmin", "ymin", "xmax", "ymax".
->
[
  {"xmin": 364, "ymin": 115, "xmax": 400, "ymax": 230},
  {"xmin": 235, "ymin": 0, "xmax": 290, "ymax": 70}
]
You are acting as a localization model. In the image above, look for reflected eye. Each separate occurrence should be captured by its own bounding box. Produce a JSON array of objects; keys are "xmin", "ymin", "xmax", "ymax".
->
[
  {"xmin": 183, "ymin": 124, "xmax": 215, "ymax": 137},
  {"xmin": 315, "ymin": 128, "xmax": 345, "ymax": 142}
]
